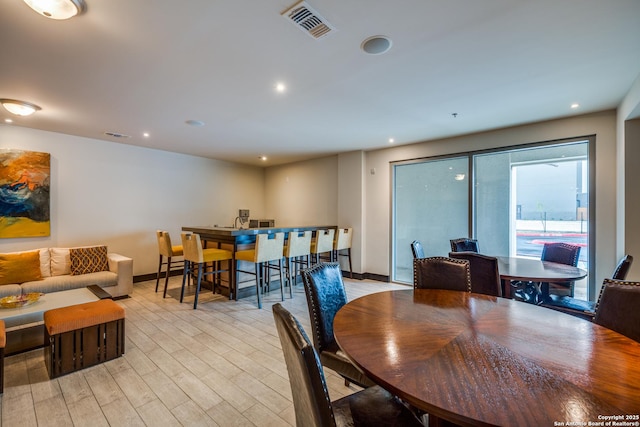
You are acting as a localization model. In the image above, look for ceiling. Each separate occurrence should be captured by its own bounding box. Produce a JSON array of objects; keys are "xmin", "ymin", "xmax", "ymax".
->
[{"xmin": 2, "ymin": 0, "xmax": 640, "ymax": 166}]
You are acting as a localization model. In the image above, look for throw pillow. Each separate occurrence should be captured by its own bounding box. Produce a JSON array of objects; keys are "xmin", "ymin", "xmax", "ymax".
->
[
  {"xmin": 69, "ymin": 246, "xmax": 109, "ymax": 276},
  {"xmin": 50, "ymin": 248, "xmax": 71, "ymax": 276},
  {"xmin": 0, "ymin": 250, "xmax": 43, "ymax": 285}
]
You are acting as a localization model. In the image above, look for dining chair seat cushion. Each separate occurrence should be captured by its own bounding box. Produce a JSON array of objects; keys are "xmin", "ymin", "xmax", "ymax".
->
[
  {"xmin": 320, "ymin": 348, "xmax": 374, "ymax": 390},
  {"xmin": 200, "ymin": 248, "xmax": 232, "ymax": 263},
  {"xmin": 331, "ymin": 385, "xmax": 424, "ymax": 427},
  {"xmin": 235, "ymin": 249, "xmax": 255, "ymax": 263},
  {"xmin": 170, "ymin": 245, "xmax": 183, "ymax": 256}
]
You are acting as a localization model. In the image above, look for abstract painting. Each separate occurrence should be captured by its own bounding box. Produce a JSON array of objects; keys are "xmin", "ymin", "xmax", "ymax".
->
[{"xmin": 0, "ymin": 149, "xmax": 50, "ymax": 238}]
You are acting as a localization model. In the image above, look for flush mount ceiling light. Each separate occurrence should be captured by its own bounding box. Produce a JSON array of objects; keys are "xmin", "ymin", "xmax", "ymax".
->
[
  {"xmin": 23, "ymin": 0, "xmax": 86, "ymax": 20},
  {"xmin": 0, "ymin": 99, "xmax": 42, "ymax": 116},
  {"xmin": 361, "ymin": 35, "xmax": 392, "ymax": 55}
]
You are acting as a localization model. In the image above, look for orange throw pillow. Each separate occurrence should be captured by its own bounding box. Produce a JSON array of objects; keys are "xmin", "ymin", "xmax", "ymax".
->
[{"xmin": 0, "ymin": 250, "xmax": 43, "ymax": 285}]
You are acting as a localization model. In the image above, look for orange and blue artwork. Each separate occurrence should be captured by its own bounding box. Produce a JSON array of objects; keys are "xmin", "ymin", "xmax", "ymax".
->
[{"xmin": 0, "ymin": 149, "xmax": 50, "ymax": 238}]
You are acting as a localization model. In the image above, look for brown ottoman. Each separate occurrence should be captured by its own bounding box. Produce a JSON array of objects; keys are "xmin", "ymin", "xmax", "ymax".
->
[{"xmin": 44, "ymin": 299, "xmax": 125, "ymax": 379}]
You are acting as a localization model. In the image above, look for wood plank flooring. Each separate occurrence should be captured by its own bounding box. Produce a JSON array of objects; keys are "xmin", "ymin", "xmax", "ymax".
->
[{"xmin": 0, "ymin": 275, "xmax": 408, "ymax": 426}]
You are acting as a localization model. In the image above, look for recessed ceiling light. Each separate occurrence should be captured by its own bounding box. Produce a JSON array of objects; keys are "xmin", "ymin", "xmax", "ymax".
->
[
  {"xmin": 185, "ymin": 120, "xmax": 205, "ymax": 127},
  {"xmin": 259, "ymin": 156, "xmax": 267, "ymax": 161},
  {"xmin": 571, "ymin": 103, "xmax": 580, "ymax": 109},
  {"xmin": 4, "ymin": 119, "xmax": 13, "ymax": 123},
  {"xmin": 275, "ymin": 82, "xmax": 286, "ymax": 93},
  {"xmin": 23, "ymin": 0, "xmax": 86, "ymax": 20},
  {"xmin": 143, "ymin": 132, "xmax": 150, "ymax": 138},
  {"xmin": 388, "ymin": 138, "xmax": 395, "ymax": 143},
  {"xmin": 361, "ymin": 36, "xmax": 392, "ymax": 55}
]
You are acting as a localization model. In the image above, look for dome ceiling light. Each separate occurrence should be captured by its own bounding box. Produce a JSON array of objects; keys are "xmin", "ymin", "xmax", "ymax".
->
[
  {"xmin": 0, "ymin": 99, "xmax": 42, "ymax": 116},
  {"xmin": 23, "ymin": 0, "xmax": 86, "ymax": 20}
]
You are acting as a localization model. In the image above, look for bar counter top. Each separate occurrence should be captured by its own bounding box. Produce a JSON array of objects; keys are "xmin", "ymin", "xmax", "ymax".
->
[{"xmin": 182, "ymin": 225, "xmax": 336, "ymax": 245}]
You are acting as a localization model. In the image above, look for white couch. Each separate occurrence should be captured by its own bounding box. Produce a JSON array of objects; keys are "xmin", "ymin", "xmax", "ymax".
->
[{"xmin": 0, "ymin": 247, "xmax": 133, "ymax": 299}]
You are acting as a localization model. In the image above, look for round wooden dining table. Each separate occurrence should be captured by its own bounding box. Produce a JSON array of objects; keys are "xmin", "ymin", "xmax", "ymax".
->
[
  {"xmin": 496, "ymin": 256, "xmax": 587, "ymax": 301},
  {"xmin": 334, "ymin": 289, "xmax": 640, "ymax": 426}
]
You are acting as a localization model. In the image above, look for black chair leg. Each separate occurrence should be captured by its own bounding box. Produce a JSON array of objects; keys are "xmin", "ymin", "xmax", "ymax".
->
[{"xmin": 155, "ymin": 254, "xmax": 163, "ymax": 292}]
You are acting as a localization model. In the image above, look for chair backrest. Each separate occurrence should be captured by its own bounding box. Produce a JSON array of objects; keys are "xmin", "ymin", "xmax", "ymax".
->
[
  {"xmin": 450, "ymin": 238, "xmax": 479, "ymax": 253},
  {"xmin": 301, "ymin": 263, "xmax": 347, "ymax": 353},
  {"xmin": 413, "ymin": 257, "xmax": 471, "ymax": 292},
  {"xmin": 541, "ymin": 242, "xmax": 580, "ymax": 266},
  {"xmin": 411, "ymin": 240, "xmax": 425, "ymax": 259},
  {"xmin": 612, "ymin": 254, "xmax": 633, "ymax": 280},
  {"xmin": 333, "ymin": 228, "xmax": 352, "ymax": 251},
  {"xmin": 181, "ymin": 232, "xmax": 204, "ymax": 263},
  {"xmin": 312, "ymin": 229, "xmax": 335, "ymax": 254},
  {"xmin": 285, "ymin": 231, "xmax": 312, "ymax": 258},
  {"xmin": 255, "ymin": 232, "xmax": 285, "ymax": 263},
  {"xmin": 594, "ymin": 278, "xmax": 640, "ymax": 342},
  {"xmin": 272, "ymin": 303, "xmax": 336, "ymax": 427},
  {"xmin": 449, "ymin": 252, "xmax": 502, "ymax": 297},
  {"xmin": 157, "ymin": 230, "xmax": 177, "ymax": 257}
]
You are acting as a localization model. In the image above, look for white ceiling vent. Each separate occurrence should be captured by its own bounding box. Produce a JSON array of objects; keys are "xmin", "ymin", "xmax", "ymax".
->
[{"xmin": 281, "ymin": 1, "xmax": 335, "ymax": 39}]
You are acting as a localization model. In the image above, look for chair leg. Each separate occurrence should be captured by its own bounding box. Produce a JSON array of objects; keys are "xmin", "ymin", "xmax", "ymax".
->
[
  {"xmin": 255, "ymin": 263, "xmax": 263, "ymax": 309},
  {"xmin": 278, "ymin": 258, "xmax": 285, "ymax": 302},
  {"xmin": 162, "ymin": 256, "xmax": 172, "ymax": 298},
  {"xmin": 347, "ymin": 248, "xmax": 353, "ymax": 279},
  {"xmin": 193, "ymin": 263, "xmax": 203, "ymax": 309},
  {"xmin": 155, "ymin": 254, "xmax": 163, "ymax": 292},
  {"xmin": 179, "ymin": 260, "xmax": 189, "ymax": 303}
]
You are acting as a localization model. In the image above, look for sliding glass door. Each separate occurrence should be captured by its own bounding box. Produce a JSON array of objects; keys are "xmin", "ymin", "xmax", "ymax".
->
[
  {"xmin": 392, "ymin": 157, "xmax": 469, "ymax": 283},
  {"xmin": 392, "ymin": 137, "xmax": 593, "ymax": 298}
]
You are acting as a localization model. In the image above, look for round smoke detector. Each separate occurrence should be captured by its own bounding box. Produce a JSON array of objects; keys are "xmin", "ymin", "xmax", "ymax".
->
[{"xmin": 361, "ymin": 35, "xmax": 392, "ymax": 55}]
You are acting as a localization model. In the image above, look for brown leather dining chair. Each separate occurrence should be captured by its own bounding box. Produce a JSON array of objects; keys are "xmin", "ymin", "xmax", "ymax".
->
[
  {"xmin": 302, "ymin": 262, "xmax": 375, "ymax": 388},
  {"xmin": 410, "ymin": 240, "xmax": 425, "ymax": 259},
  {"xmin": 272, "ymin": 303, "xmax": 424, "ymax": 427},
  {"xmin": 449, "ymin": 252, "xmax": 502, "ymax": 297},
  {"xmin": 413, "ymin": 256, "xmax": 471, "ymax": 292},
  {"xmin": 450, "ymin": 238, "xmax": 479, "ymax": 253},
  {"xmin": 612, "ymin": 254, "xmax": 633, "ymax": 280},
  {"xmin": 593, "ymin": 278, "xmax": 640, "ymax": 342},
  {"xmin": 540, "ymin": 242, "xmax": 581, "ymax": 297},
  {"xmin": 540, "ymin": 254, "xmax": 634, "ymax": 321}
]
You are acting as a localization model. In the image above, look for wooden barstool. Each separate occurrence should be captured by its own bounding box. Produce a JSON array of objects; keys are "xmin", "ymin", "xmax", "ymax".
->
[
  {"xmin": 310, "ymin": 229, "xmax": 335, "ymax": 265},
  {"xmin": 332, "ymin": 227, "xmax": 353, "ymax": 278},
  {"xmin": 235, "ymin": 232, "xmax": 285, "ymax": 309},
  {"xmin": 155, "ymin": 230, "xmax": 183, "ymax": 298},
  {"xmin": 283, "ymin": 230, "xmax": 312, "ymax": 292},
  {"xmin": 180, "ymin": 233, "xmax": 232, "ymax": 309}
]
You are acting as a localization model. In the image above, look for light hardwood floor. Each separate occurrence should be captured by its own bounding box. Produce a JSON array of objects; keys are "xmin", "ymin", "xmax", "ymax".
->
[{"xmin": 0, "ymin": 275, "xmax": 408, "ymax": 426}]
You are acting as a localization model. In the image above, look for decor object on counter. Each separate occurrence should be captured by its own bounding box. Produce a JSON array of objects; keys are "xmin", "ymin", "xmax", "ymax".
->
[{"xmin": 0, "ymin": 149, "xmax": 50, "ymax": 238}]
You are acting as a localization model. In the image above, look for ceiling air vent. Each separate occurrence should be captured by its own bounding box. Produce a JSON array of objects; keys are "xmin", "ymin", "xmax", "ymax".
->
[
  {"xmin": 104, "ymin": 131, "xmax": 131, "ymax": 138},
  {"xmin": 282, "ymin": 1, "xmax": 335, "ymax": 39}
]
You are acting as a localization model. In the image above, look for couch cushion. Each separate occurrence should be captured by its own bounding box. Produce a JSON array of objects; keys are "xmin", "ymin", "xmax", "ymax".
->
[
  {"xmin": 0, "ymin": 250, "xmax": 43, "ymax": 286},
  {"xmin": 70, "ymin": 246, "xmax": 109, "ymax": 276},
  {"xmin": 21, "ymin": 271, "xmax": 118, "ymax": 294},
  {"xmin": 0, "ymin": 284, "xmax": 23, "ymax": 298},
  {"xmin": 50, "ymin": 248, "xmax": 71, "ymax": 276}
]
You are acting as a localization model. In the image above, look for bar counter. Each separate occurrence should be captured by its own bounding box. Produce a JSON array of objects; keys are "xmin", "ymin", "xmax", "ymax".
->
[{"xmin": 181, "ymin": 225, "xmax": 337, "ymax": 300}]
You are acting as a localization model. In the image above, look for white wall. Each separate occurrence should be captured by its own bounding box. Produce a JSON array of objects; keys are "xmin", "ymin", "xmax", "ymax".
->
[
  {"xmin": 0, "ymin": 125, "xmax": 265, "ymax": 277},
  {"xmin": 364, "ymin": 111, "xmax": 618, "ymax": 289},
  {"xmin": 264, "ymin": 156, "xmax": 337, "ymax": 227}
]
